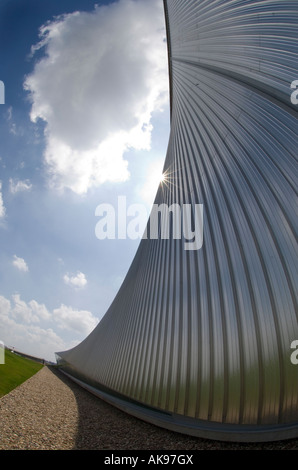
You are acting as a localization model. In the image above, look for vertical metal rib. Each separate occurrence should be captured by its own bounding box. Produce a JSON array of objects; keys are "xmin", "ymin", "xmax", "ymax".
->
[{"xmin": 56, "ymin": 0, "xmax": 298, "ymax": 442}]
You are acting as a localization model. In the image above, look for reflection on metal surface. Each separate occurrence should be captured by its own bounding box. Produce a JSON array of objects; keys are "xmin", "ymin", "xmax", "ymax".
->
[{"xmin": 56, "ymin": 0, "xmax": 298, "ymax": 442}]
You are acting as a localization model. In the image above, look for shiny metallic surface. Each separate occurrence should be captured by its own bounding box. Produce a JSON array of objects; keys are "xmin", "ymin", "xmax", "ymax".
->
[{"xmin": 56, "ymin": 0, "xmax": 298, "ymax": 442}]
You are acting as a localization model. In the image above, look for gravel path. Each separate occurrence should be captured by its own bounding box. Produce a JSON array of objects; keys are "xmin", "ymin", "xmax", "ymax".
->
[{"xmin": 0, "ymin": 366, "xmax": 297, "ymax": 450}]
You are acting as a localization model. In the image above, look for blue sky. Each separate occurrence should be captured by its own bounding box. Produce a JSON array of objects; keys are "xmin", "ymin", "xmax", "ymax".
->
[{"xmin": 0, "ymin": 0, "xmax": 170, "ymax": 362}]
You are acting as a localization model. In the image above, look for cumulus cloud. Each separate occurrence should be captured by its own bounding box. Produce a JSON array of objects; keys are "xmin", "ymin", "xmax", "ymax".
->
[
  {"xmin": 63, "ymin": 271, "xmax": 87, "ymax": 288},
  {"xmin": 0, "ymin": 181, "xmax": 6, "ymax": 218},
  {"xmin": 0, "ymin": 315, "xmax": 65, "ymax": 363},
  {"xmin": 24, "ymin": 0, "xmax": 169, "ymax": 195},
  {"xmin": 0, "ymin": 295, "xmax": 10, "ymax": 316},
  {"xmin": 0, "ymin": 294, "xmax": 61, "ymax": 361},
  {"xmin": 12, "ymin": 255, "xmax": 29, "ymax": 272},
  {"xmin": 9, "ymin": 178, "xmax": 32, "ymax": 194},
  {"xmin": 0, "ymin": 293, "xmax": 98, "ymax": 361},
  {"xmin": 53, "ymin": 304, "xmax": 98, "ymax": 335},
  {"xmin": 11, "ymin": 294, "xmax": 49, "ymax": 323},
  {"xmin": 6, "ymin": 106, "xmax": 24, "ymax": 136},
  {"xmin": 28, "ymin": 299, "xmax": 51, "ymax": 321}
]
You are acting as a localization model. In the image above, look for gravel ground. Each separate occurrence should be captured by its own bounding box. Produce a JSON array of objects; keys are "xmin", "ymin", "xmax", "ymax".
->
[{"xmin": 0, "ymin": 366, "xmax": 297, "ymax": 451}]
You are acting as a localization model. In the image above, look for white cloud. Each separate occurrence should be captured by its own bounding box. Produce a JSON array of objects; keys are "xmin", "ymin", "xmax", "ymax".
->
[
  {"xmin": 63, "ymin": 271, "xmax": 87, "ymax": 288},
  {"xmin": 0, "ymin": 181, "xmax": 6, "ymax": 218},
  {"xmin": 7, "ymin": 106, "xmax": 17, "ymax": 135},
  {"xmin": 8, "ymin": 294, "xmax": 51, "ymax": 324},
  {"xmin": 11, "ymin": 294, "xmax": 40, "ymax": 323},
  {"xmin": 24, "ymin": 0, "xmax": 169, "ymax": 195},
  {"xmin": 0, "ymin": 293, "xmax": 98, "ymax": 362},
  {"xmin": 28, "ymin": 299, "xmax": 51, "ymax": 321},
  {"xmin": 0, "ymin": 295, "xmax": 11, "ymax": 316},
  {"xmin": 53, "ymin": 304, "xmax": 98, "ymax": 335},
  {"xmin": 12, "ymin": 255, "xmax": 29, "ymax": 272},
  {"xmin": 0, "ymin": 313, "xmax": 65, "ymax": 363},
  {"xmin": 9, "ymin": 178, "xmax": 32, "ymax": 194},
  {"xmin": 0, "ymin": 294, "xmax": 60, "ymax": 361}
]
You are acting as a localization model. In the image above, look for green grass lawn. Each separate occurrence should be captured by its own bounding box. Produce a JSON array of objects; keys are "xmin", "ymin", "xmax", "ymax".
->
[{"xmin": 0, "ymin": 349, "xmax": 44, "ymax": 398}]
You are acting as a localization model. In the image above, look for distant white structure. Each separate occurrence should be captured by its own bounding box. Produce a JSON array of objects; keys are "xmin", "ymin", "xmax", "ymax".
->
[
  {"xmin": 0, "ymin": 341, "xmax": 5, "ymax": 364},
  {"xmin": 0, "ymin": 81, "xmax": 4, "ymax": 105}
]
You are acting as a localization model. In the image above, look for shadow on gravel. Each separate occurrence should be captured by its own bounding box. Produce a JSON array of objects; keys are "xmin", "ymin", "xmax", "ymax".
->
[{"xmin": 48, "ymin": 367, "xmax": 298, "ymax": 451}]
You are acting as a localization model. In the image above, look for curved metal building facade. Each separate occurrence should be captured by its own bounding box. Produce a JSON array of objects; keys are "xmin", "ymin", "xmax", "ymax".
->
[{"xmin": 56, "ymin": 0, "xmax": 298, "ymax": 442}]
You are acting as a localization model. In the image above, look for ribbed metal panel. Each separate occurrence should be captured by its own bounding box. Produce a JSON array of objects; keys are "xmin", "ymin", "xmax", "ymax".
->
[{"xmin": 56, "ymin": 0, "xmax": 298, "ymax": 442}]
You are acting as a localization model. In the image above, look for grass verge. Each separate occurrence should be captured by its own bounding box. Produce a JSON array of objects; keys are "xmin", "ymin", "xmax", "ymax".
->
[{"xmin": 0, "ymin": 349, "xmax": 43, "ymax": 398}]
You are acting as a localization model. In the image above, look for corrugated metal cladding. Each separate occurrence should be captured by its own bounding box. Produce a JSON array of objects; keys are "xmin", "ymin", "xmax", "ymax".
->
[{"xmin": 56, "ymin": 0, "xmax": 298, "ymax": 441}]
